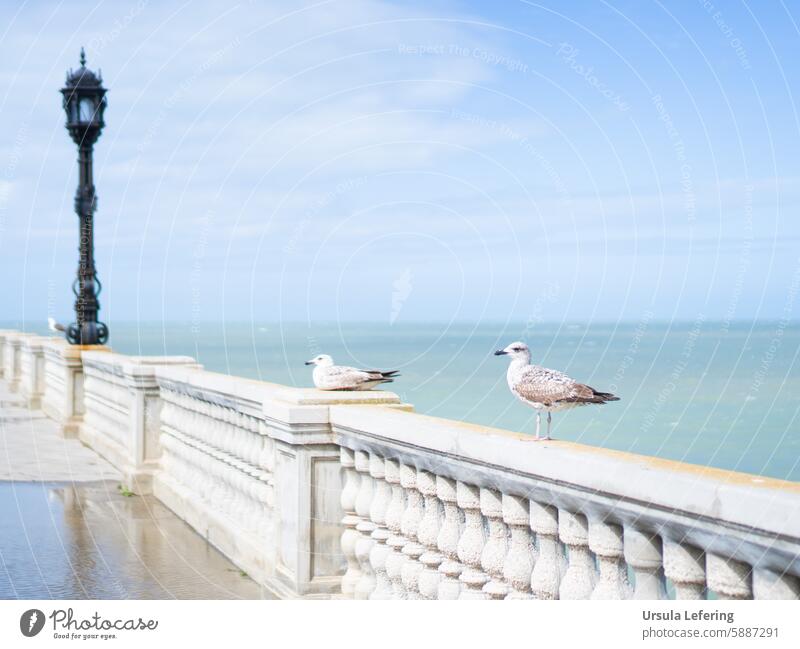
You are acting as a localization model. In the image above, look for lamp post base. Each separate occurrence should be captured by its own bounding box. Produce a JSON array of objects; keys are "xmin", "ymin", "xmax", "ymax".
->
[{"xmin": 66, "ymin": 321, "xmax": 108, "ymax": 346}]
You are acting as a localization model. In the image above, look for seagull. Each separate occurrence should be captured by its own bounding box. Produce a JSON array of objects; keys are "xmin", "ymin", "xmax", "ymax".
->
[
  {"xmin": 305, "ymin": 354, "xmax": 399, "ymax": 391},
  {"xmin": 494, "ymin": 341, "xmax": 619, "ymax": 441},
  {"xmin": 48, "ymin": 317, "xmax": 66, "ymax": 333}
]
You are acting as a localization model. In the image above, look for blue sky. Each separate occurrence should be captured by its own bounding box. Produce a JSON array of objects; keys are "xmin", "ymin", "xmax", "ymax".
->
[{"xmin": 1, "ymin": 0, "xmax": 799, "ymax": 326}]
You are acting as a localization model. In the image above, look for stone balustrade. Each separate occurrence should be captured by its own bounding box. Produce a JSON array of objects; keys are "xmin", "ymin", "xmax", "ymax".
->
[
  {"xmin": 0, "ymin": 329, "xmax": 10, "ymax": 379},
  {"xmin": 2, "ymin": 327, "xmax": 799, "ymax": 599},
  {"xmin": 2, "ymin": 331, "xmax": 32, "ymax": 394},
  {"xmin": 152, "ymin": 365, "xmax": 403, "ymax": 598},
  {"xmin": 79, "ymin": 350, "xmax": 200, "ymax": 492},
  {"xmin": 153, "ymin": 366, "xmax": 279, "ymax": 591},
  {"xmin": 19, "ymin": 335, "xmax": 47, "ymax": 408},
  {"xmin": 41, "ymin": 338, "xmax": 101, "ymax": 435},
  {"xmin": 332, "ymin": 406, "xmax": 800, "ymax": 600}
]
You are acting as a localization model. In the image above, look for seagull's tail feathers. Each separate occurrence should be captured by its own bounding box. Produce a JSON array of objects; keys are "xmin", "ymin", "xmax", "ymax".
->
[
  {"xmin": 356, "ymin": 377, "xmax": 395, "ymax": 390},
  {"xmin": 592, "ymin": 390, "xmax": 620, "ymax": 402},
  {"xmin": 364, "ymin": 369, "xmax": 400, "ymax": 378},
  {"xmin": 566, "ymin": 385, "xmax": 620, "ymax": 404},
  {"xmin": 48, "ymin": 317, "xmax": 66, "ymax": 333}
]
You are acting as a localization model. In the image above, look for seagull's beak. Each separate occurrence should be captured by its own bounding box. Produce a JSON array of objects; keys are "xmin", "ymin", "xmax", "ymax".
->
[
  {"xmin": 304, "ymin": 361, "xmax": 314, "ymax": 366},
  {"xmin": 494, "ymin": 349, "xmax": 508, "ymax": 356}
]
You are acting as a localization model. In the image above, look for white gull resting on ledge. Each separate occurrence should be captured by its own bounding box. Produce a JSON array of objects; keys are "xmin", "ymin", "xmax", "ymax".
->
[
  {"xmin": 494, "ymin": 341, "xmax": 619, "ymax": 441},
  {"xmin": 305, "ymin": 354, "xmax": 399, "ymax": 391}
]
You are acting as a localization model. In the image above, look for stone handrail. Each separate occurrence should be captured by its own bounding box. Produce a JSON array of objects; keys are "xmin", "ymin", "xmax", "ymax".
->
[
  {"xmin": 2, "ymin": 328, "xmax": 799, "ymax": 599},
  {"xmin": 331, "ymin": 406, "xmax": 800, "ymax": 599}
]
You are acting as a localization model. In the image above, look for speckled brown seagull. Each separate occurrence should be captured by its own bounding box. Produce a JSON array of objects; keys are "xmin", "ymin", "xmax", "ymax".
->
[
  {"xmin": 494, "ymin": 341, "xmax": 619, "ymax": 440},
  {"xmin": 305, "ymin": 354, "xmax": 399, "ymax": 391}
]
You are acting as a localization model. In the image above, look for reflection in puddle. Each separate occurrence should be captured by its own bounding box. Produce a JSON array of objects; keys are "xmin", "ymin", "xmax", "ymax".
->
[{"xmin": 0, "ymin": 481, "xmax": 268, "ymax": 599}]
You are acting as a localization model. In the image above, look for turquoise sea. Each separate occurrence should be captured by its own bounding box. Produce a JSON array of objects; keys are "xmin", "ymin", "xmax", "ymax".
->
[{"xmin": 9, "ymin": 320, "xmax": 800, "ymax": 482}]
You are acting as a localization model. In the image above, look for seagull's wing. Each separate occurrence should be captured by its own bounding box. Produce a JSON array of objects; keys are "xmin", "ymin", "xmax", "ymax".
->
[
  {"xmin": 513, "ymin": 366, "xmax": 617, "ymax": 405},
  {"xmin": 317, "ymin": 365, "xmax": 395, "ymax": 390}
]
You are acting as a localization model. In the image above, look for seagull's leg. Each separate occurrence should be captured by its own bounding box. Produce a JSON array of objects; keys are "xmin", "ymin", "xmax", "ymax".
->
[
  {"xmin": 534, "ymin": 411, "xmax": 541, "ymax": 441},
  {"xmin": 544, "ymin": 412, "xmax": 552, "ymax": 440}
]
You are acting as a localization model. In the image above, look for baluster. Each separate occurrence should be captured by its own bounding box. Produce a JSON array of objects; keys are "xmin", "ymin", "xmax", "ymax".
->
[
  {"xmin": 257, "ymin": 478, "xmax": 273, "ymax": 541},
  {"xmin": 480, "ymin": 488, "xmax": 508, "ymax": 599},
  {"xmin": 663, "ymin": 539, "xmax": 706, "ymax": 599},
  {"xmin": 502, "ymin": 494, "xmax": 534, "ymax": 599},
  {"xmin": 400, "ymin": 464, "xmax": 425, "ymax": 598},
  {"xmin": 530, "ymin": 500, "xmax": 564, "ymax": 599},
  {"xmin": 624, "ymin": 528, "xmax": 666, "ymax": 600},
  {"xmin": 706, "ymin": 553, "xmax": 752, "ymax": 600},
  {"xmin": 353, "ymin": 450, "xmax": 376, "ymax": 599},
  {"xmin": 246, "ymin": 467, "xmax": 260, "ymax": 531},
  {"xmin": 259, "ymin": 429, "xmax": 275, "ymax": 475},
  {"xmin": 457, "ymin": 481, "xmax": 489, "ymax": 599},
  {"xmin": 383, "ymin": 459, "xmax": 407, "ymax": 599},
  {"xmin": 558, "ymin": 510, "xmax": 596, "ymax": 600},
  {"xmin": 589, "ymin": 519, "xmax": 630, "ymax": 599},
  {"xmin": 436, "ymin": 475, "xmax": 463, "ymax": 599},
  {"xmin": 753, "ymin": 568, "xmax": 800, "ymax": 600},
  {"xmin": 368, "ymin": 453, "xmax": 393, "ymax": 599},
  {"xmin": 338, "ymin": 447, "xmax": 361, "ymax": 597},
  {"xmin": 416, "ymin": 470, "xmax": 443, "ymax": 600}
]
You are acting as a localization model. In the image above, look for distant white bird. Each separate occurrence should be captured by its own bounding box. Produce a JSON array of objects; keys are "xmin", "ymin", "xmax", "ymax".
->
[
  {"xmin": 305, "ymin": 354, "xmax": 399, "ymax": 391},
  {"xmin": 48, "ymin": 317, "xmax": 66, "ymax": 333},
  {"xmin": 494, "ymin": 341, "xmax": 619, "ymax": 441}
]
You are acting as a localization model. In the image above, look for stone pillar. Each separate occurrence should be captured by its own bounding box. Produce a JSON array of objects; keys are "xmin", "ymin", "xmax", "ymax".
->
[
  {"xmin": 706, "ymin": 553, "xmax": 752, "ymax": 600},
  {"xmin": 122, "ymin": 360, "xmax": 174, "ymax": 493},
  {"xmin": 502, "ymin": 494, "xmax": 535, "ymax": 599},
  {"xmin": 663, "ymin": 540, "xmax": 706, "ymax": 599},
  {"xmin": 338, "ymin": 447, "xmax": 361, "ymax": 597},
  {"xmin": 352, "ymin": 450, "xmax": 375, "ymax": 599},
  {"xmin": 624, "ymin": 528, "xmax": 666, "ymax": 600},
  {"xmin": 480, "ymin": 488, "xmax": 508, "ymax": 599},
  {"xmin": 3, "ymin": 333, "xmax": 28, "ymax": 393},
  {"xmin": 589, "ymin": 519, "xmax": 630, "ymax": 599},
  {"xmin": 263, "ymin": 391, "xmax": 351, "ymax": 599},
  {"xmin": 379, "ymin": 459, "xmax": 403, "ymax": 599},
  {"xmin": 530, "ymin": 500, "xmax": 563, "ymax": 599},
  {"xmin": 558, "ymin": 510, "xmax": 596, "ymax": 600},
  {"xmin": 19, "ymin": 336, "xmax": 47, "ymax": 408},
  {"xmin": 436, "ymin": 475, "xmax": 463, "ymax": 599},
  {"xmin": 41, "ymin": 339, "xmax": 109, "ymax": 436},
  {"xmin": 0, "ymin": 329, "xmax": 13, "ymax": 378},
  {"xmin": 457, "ymin": 481, "xmax": 489, "ymax": 599},
  {"xmin": 368, "ymin": 453, "xmax": 393, "ymax": 599},
  {"xmin": 399, "ymin": 463, "xmax": 425, "ymax": 598},
  {"xmin": 416, "ymin": 469, "xmax": 443, "ymax": 599},
  {"xmin": 752, "ymin": 568, "xmax": 800, "ymax": 600}
]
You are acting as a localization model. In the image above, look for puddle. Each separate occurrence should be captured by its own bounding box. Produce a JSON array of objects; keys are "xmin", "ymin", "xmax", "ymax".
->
[{"xmin": 0, "ymin": 481, "xmax": 270, "ymax": 599}]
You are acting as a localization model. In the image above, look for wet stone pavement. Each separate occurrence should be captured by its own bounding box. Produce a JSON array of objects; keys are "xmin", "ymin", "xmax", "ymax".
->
[
  {"xmin": 0, "ymin": 382, "xmax": 267, "ymax": 599},
  {"xmin": 0, "ymin": 481, "xmax": 267, "ymax": 599}
]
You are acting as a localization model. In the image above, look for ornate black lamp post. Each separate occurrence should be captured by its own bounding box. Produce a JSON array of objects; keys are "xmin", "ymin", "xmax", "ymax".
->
[{"xmin": 60, "ymin": 48, "xmax": 108, "ymax": 345}]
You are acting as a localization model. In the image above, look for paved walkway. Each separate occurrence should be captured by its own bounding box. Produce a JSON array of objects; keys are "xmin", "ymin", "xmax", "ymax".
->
[
  {"xmin": 0, "ymin": 383, "xmax": 119, "ymax": 482},
  {"xmin": 0, "ymin": 379, "xmax": 267, "ymax": 599}
]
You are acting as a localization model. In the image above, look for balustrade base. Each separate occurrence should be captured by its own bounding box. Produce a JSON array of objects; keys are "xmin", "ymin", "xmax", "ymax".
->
[
  {"xmin": 79, "ymin": 421, "xmax": 155, "ymax": 494},
  {"xmin": 153, "ymin": 473, "xmax": 276, "ymax": 590}
]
